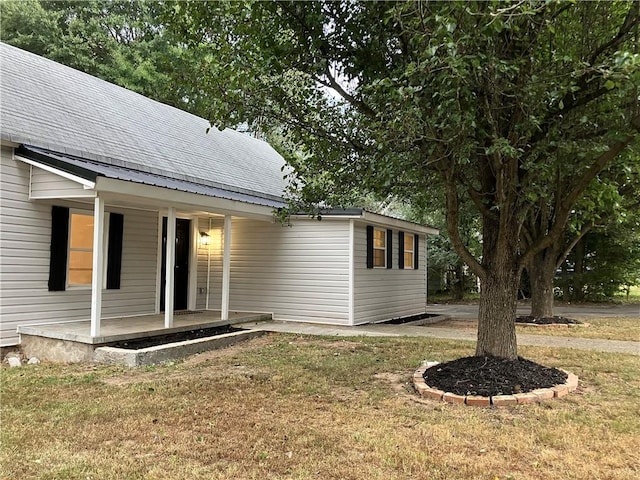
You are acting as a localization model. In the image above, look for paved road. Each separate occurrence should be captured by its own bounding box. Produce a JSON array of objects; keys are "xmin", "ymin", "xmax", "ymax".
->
[{"xmin": 240, "ymin": 303, "xmax": 640, "ymax": 355}]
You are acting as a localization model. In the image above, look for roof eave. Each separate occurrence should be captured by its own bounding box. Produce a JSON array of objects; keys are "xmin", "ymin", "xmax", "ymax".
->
[{"xmin": 290, "ymin": 209, "xmax": 439, "ymax": 235}]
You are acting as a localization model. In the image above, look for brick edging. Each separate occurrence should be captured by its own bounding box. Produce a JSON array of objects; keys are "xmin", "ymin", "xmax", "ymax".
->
[{"xmin": 413, "ymin": 362, "xmax": 578, "ymax": 407}]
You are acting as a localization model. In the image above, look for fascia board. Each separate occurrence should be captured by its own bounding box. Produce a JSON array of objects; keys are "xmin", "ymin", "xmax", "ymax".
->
[
  {"xmin": 95, "ymin": 177, "xmax": 275, "ymax": 220},
  {"xmin": 15, "ymin": 155, "xmax": 96, "ymax": 188}
]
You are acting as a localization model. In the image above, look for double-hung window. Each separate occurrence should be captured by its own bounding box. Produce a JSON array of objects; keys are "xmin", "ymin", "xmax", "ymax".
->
[
  {"xmin": 367, "ymin": 226, "xmax": 392, "ymax": 269},
  {"xmin": 373, "ymin": 228, "xmax": 387, "ymax": 268},
  {"xmin": 399, "ymin": 231, "xmax": 419, "ymax": 269},
  {"xmin": 403, "ymin": 233, "xmax": 415, "ymax": 269}
]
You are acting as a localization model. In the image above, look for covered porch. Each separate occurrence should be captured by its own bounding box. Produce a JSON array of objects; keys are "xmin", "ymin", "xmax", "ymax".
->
[
  {"xmin": 10, "ymin": 146, "xmax": 285, "ymax": 358},
  {"xmin": 17, "ymin": 310, "xmax": 272, "ymax": 363},
  {"xmin": 17, "ymin": 310, "xmax": 272, "ymax": 345}
]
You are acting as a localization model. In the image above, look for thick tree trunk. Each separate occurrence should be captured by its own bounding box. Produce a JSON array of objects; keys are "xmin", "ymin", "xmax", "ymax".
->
[
  {"xmin": 476, "ymin": 218, "xmax": 519, "ymax": 360},
  {"xmin": 528, "ymin": 249, "xmax": 557, "ymax": 318},
  {"xmin": 477, "ymin": 269, "xmax": 519, "ymax": 359}
]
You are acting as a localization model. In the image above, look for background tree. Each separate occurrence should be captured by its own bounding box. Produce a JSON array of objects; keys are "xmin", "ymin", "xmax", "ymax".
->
[
  {"xmin": 523, "ymin": 148, "xmax": 640, "ymax": 317},
  {"xmin": 557, "ymin": 155, "xmax": 640, "ymax": 301},
  {"xmin": 164, "ymin": 1, "xmax": 639, "ymax": 359}
]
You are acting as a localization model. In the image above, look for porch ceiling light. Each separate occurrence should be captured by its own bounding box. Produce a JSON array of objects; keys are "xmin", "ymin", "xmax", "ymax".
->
[{"xmin": 199, "ymin": 231, "xmax": 211, "ymax": 247}]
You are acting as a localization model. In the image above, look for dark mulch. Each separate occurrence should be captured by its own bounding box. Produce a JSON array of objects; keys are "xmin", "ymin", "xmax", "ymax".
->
[
  {"xmin": 108, "ymin": 325, "xmax": 240, "ymax": 350},
  {"xmin": 423, "ymin": 356, "xmax": 568, "ymax": 397},
  {"xmin": 383, "ymin": 312, "xmax": 440, "ymax": 325},
  {"xmin": 516, "ymin": 315, "xmax": 583, "ymax": 325}
]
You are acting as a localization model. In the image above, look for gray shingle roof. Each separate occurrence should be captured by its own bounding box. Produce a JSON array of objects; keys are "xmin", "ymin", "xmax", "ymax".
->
[{"xmin": 0, "ymin": 42, "xmax": 288, "ymax": 201}]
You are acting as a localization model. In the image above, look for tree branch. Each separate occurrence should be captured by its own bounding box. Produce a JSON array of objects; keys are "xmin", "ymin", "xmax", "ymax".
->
[
  {"xmin": 555, "ymin": 222, "xmax": 594, "ymax": 269},
  {"xmin": 441, "ymin": 166, "xmax": 486, "ymax": 280},
  {"xmin": 315, "ymin": 66, "xmax": 376, "ymax": 117},
  {"xmin": 589, "ymin": 6, "xmax": 640, "ymax": 65}
]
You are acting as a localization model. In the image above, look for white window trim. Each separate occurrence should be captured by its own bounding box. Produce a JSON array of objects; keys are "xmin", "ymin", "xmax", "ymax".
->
[
  {"xmin": 66, "ymin": 208, "xmax": 109, "ymax": 290},
  {"xmin": 373, "ymin": 227, "xmax": 387, "ymax": 269}
]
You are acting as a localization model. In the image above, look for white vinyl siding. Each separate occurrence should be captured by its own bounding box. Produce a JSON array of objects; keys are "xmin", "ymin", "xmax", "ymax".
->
[
  {"xmin": 223, "ymin": 218, "xmax": 351, "ymax": 325},
  {"xmin": 354, "ymin": 222, "xmax": 426, "ymax": 324},
  {"xmin": 29, "ymin": 166, "xmax": 95, "ymax": 199},
  {"xmin": 0, "ymin": 147, "xmax": 159, "ymax": 346}
]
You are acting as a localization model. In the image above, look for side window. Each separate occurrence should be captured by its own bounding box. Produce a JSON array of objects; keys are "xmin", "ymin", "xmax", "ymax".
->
[
  {"xmin": 373, "ymin": 228, "xmax": 386, "ymax": 268},
  {"xmin": 404, "ymin": 233, "xmax": 415, "ymax": 269}
]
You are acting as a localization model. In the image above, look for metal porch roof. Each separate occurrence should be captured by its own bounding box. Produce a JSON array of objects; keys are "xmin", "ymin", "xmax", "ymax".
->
[{"xmin": 16, "ymin": 145, "xmax": 287, "ymax": 209}]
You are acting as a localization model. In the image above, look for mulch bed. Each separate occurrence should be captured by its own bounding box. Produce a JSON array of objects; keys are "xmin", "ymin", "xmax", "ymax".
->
[
  {"xmin": 422, "ymin": 355, "xmax": 568, "ymax": 397},
  {"xmin": 516, "ymin": 315, "xmax": 583, "ymax": 325},
  {"xmin": 108, "ymin": 325, "xmax": 240, "ymax": 350}
]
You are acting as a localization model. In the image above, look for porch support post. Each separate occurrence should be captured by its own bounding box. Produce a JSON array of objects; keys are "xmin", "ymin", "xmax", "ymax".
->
[
  {"xmin": 90, "ymin": 196, "xmax": 105, "ymax": 337},
  {"xmin": 164, "ymin": 207, "xmax": 176, "ymax": 328},
  {"xmin": 221, "ymin": 215, "xmax": 232, "ymax": 321}
]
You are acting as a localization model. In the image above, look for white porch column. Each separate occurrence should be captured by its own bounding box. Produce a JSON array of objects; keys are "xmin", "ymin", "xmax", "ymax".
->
[
  {"xmin": 221, "ymin": 215, "xmax": 232, "ymax": 321},
  {"xmin": 90, "ymin": 196, "xmax": 105, "ymax": 337},
  {"xmin": 164, "ymin": 207, "xmax": 176, "ymax": 328}
]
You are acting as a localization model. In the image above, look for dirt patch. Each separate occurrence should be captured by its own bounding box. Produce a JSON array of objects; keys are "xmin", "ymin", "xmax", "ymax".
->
[
  {"xmin": 373, "ymin": 372, "xmax": 408, "ymax": 394},
  {"xmin": 423, "ymin": 356, "xmax": 568, "ymax": 397},
  {"xmin": 516, "ymin": 315, "xmax": 583, "ymax": 325}
]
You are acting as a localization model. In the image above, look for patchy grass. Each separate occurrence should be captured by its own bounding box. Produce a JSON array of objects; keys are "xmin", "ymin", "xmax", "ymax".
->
[
  {"xmin": 516, "ymin": 316, "xmax": 640, "ymax": 341},
  {"xmin": 2, "ymin": 334, "xmax": 639, "ymax": 480}
]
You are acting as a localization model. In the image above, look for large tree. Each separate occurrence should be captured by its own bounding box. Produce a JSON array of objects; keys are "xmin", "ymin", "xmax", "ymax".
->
[{"xmin": 164, "ymin": 0, "xmax": 639, "ymax": 359}]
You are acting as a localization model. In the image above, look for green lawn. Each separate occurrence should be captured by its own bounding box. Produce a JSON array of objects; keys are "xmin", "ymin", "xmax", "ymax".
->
[{"xmin": 2, "ymin": 334, "xmax": 639, "ymax": 480}]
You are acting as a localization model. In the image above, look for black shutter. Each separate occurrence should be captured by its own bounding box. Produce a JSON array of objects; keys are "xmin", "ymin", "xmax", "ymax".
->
[
  {"xmin": 386, "ymin": 229, "xmax": 393, "ymax": 269},
  {"xmin": 414, "ymin": 235, "xmax": 420, "ymax": 269},
  {"xmin": 106, "ymin": 213, "xmax": 124, "ymax": 289},
  {"xmin": 366, "ymin": 225, "xmax": 374, "ymax": 269},
  {"xmin": 48, "ymin": 206, "xmax": 69, "ymax": 291},
  {"xmin": 398, "ymin": 231, "xmax": 405, "ymax": 269}
]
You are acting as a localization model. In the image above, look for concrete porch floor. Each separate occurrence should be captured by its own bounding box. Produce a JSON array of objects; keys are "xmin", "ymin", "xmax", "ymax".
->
[{"xmin": 17, "ymin": 310, "xmax": 272, "ymax": 345}]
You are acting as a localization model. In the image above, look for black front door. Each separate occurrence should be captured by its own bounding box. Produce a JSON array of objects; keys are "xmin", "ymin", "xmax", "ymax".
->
[{"xmin": 160, "ymin": 217, "xmax": 190, "ymax": 311}]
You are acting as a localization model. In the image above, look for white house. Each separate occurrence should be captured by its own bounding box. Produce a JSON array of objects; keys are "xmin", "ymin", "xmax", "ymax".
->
[{"xmin": 0, "ymin": 43, "xmax": 438, "ymax": 355}]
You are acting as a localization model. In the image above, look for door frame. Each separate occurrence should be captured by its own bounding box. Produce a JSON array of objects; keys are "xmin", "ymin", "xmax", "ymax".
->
[{"xmin": 155, "ymin": 212, "xmax": 198, "ymax": 313}]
